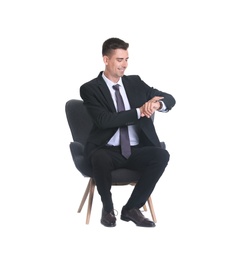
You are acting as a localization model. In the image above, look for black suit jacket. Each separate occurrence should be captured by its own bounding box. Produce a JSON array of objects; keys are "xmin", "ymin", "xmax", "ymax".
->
[{"xmin": 80, "ymin": 72, "xmax": 176, "ymax": 158}]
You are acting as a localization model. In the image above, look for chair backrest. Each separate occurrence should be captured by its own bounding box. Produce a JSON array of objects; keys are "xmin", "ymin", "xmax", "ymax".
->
[{"xmin": 65, "ymin": 99, "xmax": 93, "ymax": 145}]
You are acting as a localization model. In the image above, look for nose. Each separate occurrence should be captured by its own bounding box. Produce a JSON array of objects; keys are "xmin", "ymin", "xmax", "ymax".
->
[{"xmin": 122, "ymin": 60, "xmax": 128, "ymax": 68}]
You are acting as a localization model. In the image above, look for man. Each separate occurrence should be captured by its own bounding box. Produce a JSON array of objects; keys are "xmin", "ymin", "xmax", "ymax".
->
[{"xmin": 80, "ymin": 37, "xmax": 176, "ymax": 227}]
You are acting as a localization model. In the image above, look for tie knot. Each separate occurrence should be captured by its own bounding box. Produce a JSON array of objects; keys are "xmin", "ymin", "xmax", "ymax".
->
[{"xmin": 113, "ymin": 84, "xmax": 120, "ymax": 91}]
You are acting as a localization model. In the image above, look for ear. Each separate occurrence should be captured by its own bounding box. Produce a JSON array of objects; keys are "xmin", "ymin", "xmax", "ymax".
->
[{"xmin": 103, "ymin": 55, "xmax": 109, "ymax": 65}]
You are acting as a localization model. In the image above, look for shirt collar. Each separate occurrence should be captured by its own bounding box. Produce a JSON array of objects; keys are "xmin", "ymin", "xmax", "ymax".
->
[{"xmin": 102, "ymin": 72, "xmax": 123, "ymax": 89}]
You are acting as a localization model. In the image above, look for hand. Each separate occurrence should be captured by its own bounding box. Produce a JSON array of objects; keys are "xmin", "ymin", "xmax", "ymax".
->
[
  {"xmin": 139, "ymin": 96, "xmax": 164, "ymax": 118},
  {"xmin": 150, "ymin": 96, "xmax": 164, "ymax": 103}
]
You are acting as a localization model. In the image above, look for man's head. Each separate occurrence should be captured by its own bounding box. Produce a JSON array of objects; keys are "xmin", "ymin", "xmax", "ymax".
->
[
  {"xmin": 102, "ymin": 38, "xmax": 129, "ymax": 57},
  {"xmin": 102, "ymin": 38, "xmax": 129, "ymax": 82}
]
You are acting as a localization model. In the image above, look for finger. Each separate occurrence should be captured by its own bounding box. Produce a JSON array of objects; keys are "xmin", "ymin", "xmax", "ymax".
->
[{"xmin": 152, "ymin": 96, "xmax": 164, "ymax": 102}]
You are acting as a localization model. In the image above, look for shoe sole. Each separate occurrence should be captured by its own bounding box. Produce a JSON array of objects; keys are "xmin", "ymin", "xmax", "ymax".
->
[
  {"xmin": 101, "ymin": 220, "xmax": 116, "ymax": 227},
  {"xmin": 120, "ymin": 215, "xmax": 155, "ymax": 227}
]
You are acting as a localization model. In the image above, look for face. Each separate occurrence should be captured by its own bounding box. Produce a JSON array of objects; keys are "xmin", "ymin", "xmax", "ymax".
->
[{"xmin": 103, "ymin": 48, "xmax": 129, "ymax": 82}]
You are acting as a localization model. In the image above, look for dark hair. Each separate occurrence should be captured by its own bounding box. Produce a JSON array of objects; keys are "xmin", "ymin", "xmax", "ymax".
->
[{"xmin": 102, "ymin": 37, "xmax": 129, "ymax": 56}]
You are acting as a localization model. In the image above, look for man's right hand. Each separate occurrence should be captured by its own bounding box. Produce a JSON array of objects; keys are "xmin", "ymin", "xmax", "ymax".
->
[{"xmin": 139, "ymin": 96, "xmax": 164, "ymax": 118}]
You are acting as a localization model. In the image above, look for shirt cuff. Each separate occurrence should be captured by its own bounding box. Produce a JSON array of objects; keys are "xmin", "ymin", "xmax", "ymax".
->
[
  {"xmin": 158, "ymin": 101, "xmax": 167, "ymax": 112},
  {"xmin": 136, "ymin": 108, "xmax": 141, "ymax": 119}
]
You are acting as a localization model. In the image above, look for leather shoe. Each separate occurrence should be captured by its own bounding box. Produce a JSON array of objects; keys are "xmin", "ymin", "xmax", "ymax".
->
[
  {"xmin": 101, "ymin": 208, "xmax": 116, "ymax": 227},
  {"xmin": 121, "ymin": 207, "xmax": 155, "ymax": 227}
]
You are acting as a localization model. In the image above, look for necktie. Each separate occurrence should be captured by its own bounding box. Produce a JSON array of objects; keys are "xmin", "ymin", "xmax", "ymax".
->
[{"xmin": 112, "ymin": 84, "xmax": 131, "ymax": 159}]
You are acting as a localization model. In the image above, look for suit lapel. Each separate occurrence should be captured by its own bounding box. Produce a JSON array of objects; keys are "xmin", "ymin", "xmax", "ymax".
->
[
  {"xmin": 97, "ymin": 73, "xmax": 116, "ymax": 112},
  {"xmin": 122, "ymin": 76, "xmax": 138, "ymax": 108}
]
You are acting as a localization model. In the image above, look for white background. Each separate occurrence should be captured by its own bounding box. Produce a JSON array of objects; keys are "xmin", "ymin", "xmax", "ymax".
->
[{"xmin": 1, "ymin": 0, "xmax": 230, "ymax": 259}]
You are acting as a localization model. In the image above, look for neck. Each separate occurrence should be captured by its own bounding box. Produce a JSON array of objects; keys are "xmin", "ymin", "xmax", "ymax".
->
[{"xmin": 103, "ymin": 71, "xmax": 120, "ymax": 83}]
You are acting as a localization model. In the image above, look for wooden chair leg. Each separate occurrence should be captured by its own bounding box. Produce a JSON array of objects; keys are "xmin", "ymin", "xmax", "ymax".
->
[
  {"xmin": 143, "ymin": 204, "xmax": 147, "ymax": 211},
  {"xmin": 147, "ymin": 196, "xmax": 157, "ymax": 223},
  {"xmin": 77, "ymin": 178, "xmax": 96, "ymax": 224},
  {"xmin": 77, "ymin": 179, "xmax": 91, "ymax": 213},
  {"xmin": 86, "ymin": 178, "xmax": 95, "ymax": 224}
]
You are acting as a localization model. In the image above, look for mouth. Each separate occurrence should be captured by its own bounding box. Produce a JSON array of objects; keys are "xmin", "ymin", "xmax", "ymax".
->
[{"xmin": 118, "ymin": 68, "xmax": 125, "ymax": 73}]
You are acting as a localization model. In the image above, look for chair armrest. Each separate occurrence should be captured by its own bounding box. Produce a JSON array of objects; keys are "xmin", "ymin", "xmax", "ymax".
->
[
  {"xmin": 69, "ymin": 142, "xmax": 93, "ymax": 177},
  {"xmin": 70, "ymin": 141, "xmax": 84, "ymax": 156},
  {"xmin": 160, "ymin": 142, "xmax": 166, "ymax": 149}
]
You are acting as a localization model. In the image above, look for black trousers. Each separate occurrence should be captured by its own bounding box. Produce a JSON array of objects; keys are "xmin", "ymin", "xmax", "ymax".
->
[{"xmin": 90, "ymin": 145, "xmax": 170, "ymax": 212}]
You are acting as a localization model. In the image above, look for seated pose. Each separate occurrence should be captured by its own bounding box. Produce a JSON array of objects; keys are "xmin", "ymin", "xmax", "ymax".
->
[{"xmin": 80, "ymin": 37, "xmax": 176, "ymax": 227}]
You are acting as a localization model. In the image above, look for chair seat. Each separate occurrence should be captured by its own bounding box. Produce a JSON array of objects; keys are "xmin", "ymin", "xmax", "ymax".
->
[{"xmin": 111, "ymin": 168, "xmax": 140, "ymax": 184}]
